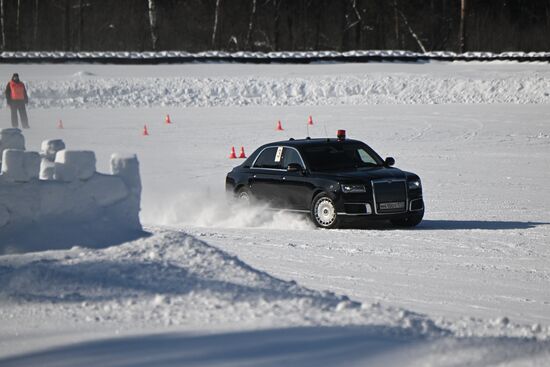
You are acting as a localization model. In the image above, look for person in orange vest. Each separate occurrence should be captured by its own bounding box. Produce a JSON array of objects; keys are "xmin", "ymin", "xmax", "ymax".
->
[{"xmin": 5, "ymin": 73, "xmax": 29, "ymax": 129}]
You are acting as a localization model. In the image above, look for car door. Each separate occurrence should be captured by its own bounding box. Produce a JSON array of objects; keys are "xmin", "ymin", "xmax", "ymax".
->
[
  {"xmin": 249, "ymin": 146, "xmax": 284, "ymax": 206},
  {"xmin": 279, "ymin": 147, "xmax": 314, "ymax": 210}
]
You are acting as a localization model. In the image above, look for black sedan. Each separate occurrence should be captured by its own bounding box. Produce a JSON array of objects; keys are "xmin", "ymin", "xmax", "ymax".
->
[{"xmin": 225, "ymin": 131, "xmax": 424, "ymax": 228}]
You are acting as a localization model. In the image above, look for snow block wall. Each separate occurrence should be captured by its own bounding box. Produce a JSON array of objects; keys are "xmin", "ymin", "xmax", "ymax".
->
[{"xmin": 0, "ymin": 129, "xmax": 145, "ymax": 254}]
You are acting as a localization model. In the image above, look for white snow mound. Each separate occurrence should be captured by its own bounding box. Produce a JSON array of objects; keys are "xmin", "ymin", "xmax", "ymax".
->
[
  {"xmin": 0, "ymin": 230, "xmax": 445, "ymax": 337},
  {"xmin": 0, "ymin": 130, "xmax": 146, "ymax": 254},
  {"xmin": 13, "ymin": 71, "xmax": 550, "ymax": 109}
]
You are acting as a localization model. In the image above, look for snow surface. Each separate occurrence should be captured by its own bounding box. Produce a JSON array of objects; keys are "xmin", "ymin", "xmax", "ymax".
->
[
  {"xmin": 0, "ymin": 61, "xmax": 549, "ymax": 365},
  {"xmin": 1, "ymin": 231, "xmax": 548, "ymax": 366}
]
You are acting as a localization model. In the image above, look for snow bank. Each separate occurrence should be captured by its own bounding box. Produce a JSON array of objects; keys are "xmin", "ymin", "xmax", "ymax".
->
[
  {"xmin": 10, "ymin": 69, "xmax": 550, "ymax": 109},
  {"xmin": 0, "ymin": 129, "xmax": 145, "ymax": 254},
  {"xmin": 0, "ymin": 231, "xmax": 447, "ymax": 337}
]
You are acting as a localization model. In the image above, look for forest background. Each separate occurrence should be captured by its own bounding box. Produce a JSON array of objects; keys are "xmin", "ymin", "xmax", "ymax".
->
[{"xmin": 0, "ymin": 0, "xmax": 548, "ymax": 53}]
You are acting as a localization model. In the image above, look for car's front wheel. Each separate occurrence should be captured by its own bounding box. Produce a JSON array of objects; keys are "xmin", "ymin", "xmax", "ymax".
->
[
  {"xmin": 390, "ymin": 210, "xmax": 424, "ymax": 228},
  {"xmin": 311, "ymin": 193, "xmax": 339, "ymax": 228},
  {"xmin": 235, "ymin": 187, "xmax": 253, "ymax": 206}
]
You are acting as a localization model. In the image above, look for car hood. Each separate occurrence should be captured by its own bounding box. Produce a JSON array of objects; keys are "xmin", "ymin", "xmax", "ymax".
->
[{"xmin": 313, "ymin": 167, "xmax": 409, "ymax": 182}]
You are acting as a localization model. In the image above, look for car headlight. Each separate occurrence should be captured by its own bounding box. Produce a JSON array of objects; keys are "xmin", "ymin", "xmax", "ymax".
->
[
  {"xmin": 408, "ymin": 180, "xmax": 421, "ymax": 190},
  {"xmin": 341, "ymin": 184, "xmax": 366, "ymax": 193}
]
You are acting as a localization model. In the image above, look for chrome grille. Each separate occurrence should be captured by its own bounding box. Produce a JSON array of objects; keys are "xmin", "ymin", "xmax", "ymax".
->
[{"xmin": 372, "ymin": 180, "xmax": 407, "ymax": 214}]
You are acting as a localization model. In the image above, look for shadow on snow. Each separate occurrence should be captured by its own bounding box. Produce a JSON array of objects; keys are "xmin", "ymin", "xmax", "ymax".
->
[
  {"xmin": 418, "ymin": 219, "xmax": 550, "ymax": 231},
  {"xmin": 337, "ymin": 218, "xmax": 549, "ymax": 231},
  {"xmin": 0, "ymin": 326, "xmax": 547, "ymax": 367}
]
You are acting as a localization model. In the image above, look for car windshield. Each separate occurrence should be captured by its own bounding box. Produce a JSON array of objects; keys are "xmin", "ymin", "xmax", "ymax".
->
[{"xmin": 301, "ymin": 142, "xmax": 383, "ymax": 171}]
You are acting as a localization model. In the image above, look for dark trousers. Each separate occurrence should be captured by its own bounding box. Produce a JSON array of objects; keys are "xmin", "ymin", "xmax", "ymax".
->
[{"xmin": 9, "ymin": 101, "xmax": 29, "ymax": 128}]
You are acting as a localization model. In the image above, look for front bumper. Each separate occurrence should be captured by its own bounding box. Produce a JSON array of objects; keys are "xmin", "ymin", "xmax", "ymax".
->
[{"xmin": 333, "ymin": 186, "xmax": 423, "ymax": 219}]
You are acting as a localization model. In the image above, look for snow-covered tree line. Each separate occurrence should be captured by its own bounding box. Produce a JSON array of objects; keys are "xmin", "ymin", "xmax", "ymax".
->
[{"xmin": 0, "ymin": 0, "xmax": 548, "ymax": 53}]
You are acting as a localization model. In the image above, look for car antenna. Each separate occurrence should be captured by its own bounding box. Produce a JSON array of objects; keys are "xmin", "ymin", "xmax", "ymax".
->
[{"xmin": 323, "ymin": 124, "xmax": 328, "ymax": 139}]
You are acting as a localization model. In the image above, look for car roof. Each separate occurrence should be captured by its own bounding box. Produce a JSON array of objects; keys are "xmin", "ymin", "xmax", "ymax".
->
[{"xmin": 261, "ymin": 138, "xmax": 364, "ymax": 148}]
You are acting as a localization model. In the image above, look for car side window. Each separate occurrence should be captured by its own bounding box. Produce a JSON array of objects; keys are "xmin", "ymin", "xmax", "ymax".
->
[
  {"xmin": 253, "ymin": 147, "xmax": 282, "ymax": 169},
  {"xmin": 282, "ymin": 148, "xmax": 303, "ymax": 168}
]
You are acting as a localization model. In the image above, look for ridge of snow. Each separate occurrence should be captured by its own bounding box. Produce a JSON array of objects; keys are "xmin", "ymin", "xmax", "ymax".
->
[
  {"xmin": 10, "ymin": 72, "xmax": 550, "ymax": 109},
  {"xmin": 0, "ymin": 231, "xmax": 448, "ymax": 339}
]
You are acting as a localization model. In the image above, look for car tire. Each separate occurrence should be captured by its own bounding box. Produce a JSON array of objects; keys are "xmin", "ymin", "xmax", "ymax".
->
[
  {"xmin": 235, "ymin": 187, "xmax": 253, "ymax": 206},
  {"xmin": 311, "ymin": 193, "xmax": 339, "ymax": 229},
  {"xmin": 390, "ymin": 210, "xmax": 424, "ymax": 228}
]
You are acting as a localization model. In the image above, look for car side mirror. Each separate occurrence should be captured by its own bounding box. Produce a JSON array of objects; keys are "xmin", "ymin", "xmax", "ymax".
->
[
  {"xmin": 287, "ymin": 163, "xmax": 304, "ymax": 173},
  {"xmin": 384, "ymin": 157, "xmax": 395, "ymax": 167}
]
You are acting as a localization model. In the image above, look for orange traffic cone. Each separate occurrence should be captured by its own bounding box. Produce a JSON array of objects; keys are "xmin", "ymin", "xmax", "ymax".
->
[
  {"xmin": 229, "ymin": 146, "xmax": 237, "ymax": 159},
  {"xmin": 57, "ymin": 119, "xmax": 64, "ymax": 129},
  {"xmin": 143, "ymin": 124, "xmax": 149, "ymax": 136},
  {"xmin": 308, "ymin": 115, "xmax": 314, "ymax": 125},
  {"xmin": 165, "ymin": 114, "xmax": 172, "ymax": 124},
  {"xmin": 276, "ymin": 120, "xmax": 284, "ymax": 131},
  {"xmin": 239, "ymin": 146, "xmax": 247, "ymax": 158}
]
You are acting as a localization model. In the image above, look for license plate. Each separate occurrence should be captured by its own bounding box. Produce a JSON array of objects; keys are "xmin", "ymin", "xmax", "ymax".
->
[{"xmin": 379, "ymin": 202, "xmax": 405, "ymax": 210}]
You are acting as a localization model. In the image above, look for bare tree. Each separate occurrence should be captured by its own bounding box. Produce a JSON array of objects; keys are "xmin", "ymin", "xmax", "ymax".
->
[
  {"xmin": 392, "ymin": 1, "xmax": 427, "ymax": 53},
  {"xmin": 314, "ymin": 0, "xmax": 323, "ymax": 49},
  {"xmin": 16, "ymin": 0, "xmax": 21, "ymax": 46},
  {"xmin": 77, "ymin": 0, "xmax": 83, "ymax": 50},
  {"xmin": 63, "ymin": 0, "xmax": 71, "ymax": 51},
  {"xmin": 148, "ymin": 0, "xmax": 159, "ymax": 50},
  {"xmin": 340, "ymin": 0, "xmax": 349, "ymax": 50},
  {"xmin": 211, "ymin": 0, "xmax": 222, "ymax": 48},
  {"xmin": 287, "ymin": 2, "xmax": 294, "ymax": 50},
  {"xmin": 340, "ymin": 0, "xmax": 363, "ymax": 51},
  {"xmin": 301, "ymin": 0, "xmax": 308, "ymax": 50},
  {"xmin": 273, "ymin": 0, "xmax": 281, "ymax": 50},
  {"xmin": 459, "ymin": 0, "xmax": 467, "ymax": 52},
  {"xmin": 245, "ymin": 0, "xmax": 257, "ymax": 49},
  {"xmin": 349, "ymin": 0, "xmax": 363, "ymax": 49},
  {"xmin": 0, "ymin": 0, "xmax": 5, "ymax": 50},
  {"xmin": 393, "ymin": 0, "xmax": 400, "ymax": 47},
  {"xmin": 33, "ymin": 0, "xmax": 39, "ymax": 48}
]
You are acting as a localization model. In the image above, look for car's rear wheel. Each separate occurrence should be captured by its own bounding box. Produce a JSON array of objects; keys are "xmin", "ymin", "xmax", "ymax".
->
[
  {"xmin": 311, "ymin": 193, "xmax": 339, "ymax": 228},
  {"xmin": 390, "ymin": 210, "xmax": 424, "ymax": 227}
]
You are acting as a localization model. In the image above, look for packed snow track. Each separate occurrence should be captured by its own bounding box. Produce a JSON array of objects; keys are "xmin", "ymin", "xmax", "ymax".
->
[{"xmin": 0, "ymin": 61, "xmax": 549, "ymax": 366}]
